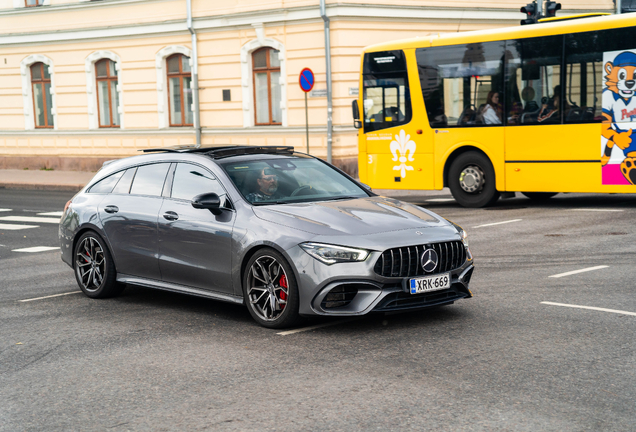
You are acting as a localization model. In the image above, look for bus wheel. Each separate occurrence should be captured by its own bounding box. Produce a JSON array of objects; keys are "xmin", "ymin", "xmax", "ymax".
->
[
  {"xmin": 448, "ymin": 151, "xmax": 500, "ymax": 208},
  {"xmin": 521, "ymin": 192, "xmax": 558, "ymax": 200}
]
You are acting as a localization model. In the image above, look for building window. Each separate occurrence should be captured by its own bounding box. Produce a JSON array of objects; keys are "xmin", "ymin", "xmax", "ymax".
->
[
  {"xmin": 167, "ymin": 54, "xmax": 193, "ymax": 127},
  {"xmin": 30, "ymin": 62, "xmax": 54, "ymax": 128},
  {"xmin": 252, "ymin": 47, "xmax": 281, "ymax": 125},
  {"xmin": 25, "ymin": 0, "xmax": 44, "ymax": 6},
  {"xmin": 95, "ymin": 59, "xmax": 120, "ymax": 128}
]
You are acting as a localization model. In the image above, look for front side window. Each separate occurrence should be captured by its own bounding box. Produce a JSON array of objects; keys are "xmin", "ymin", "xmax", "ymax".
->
[
  {"xmin": 88, "ymin": 171, "xmax": 124, "ymax": 194},
  {"xmin": 505, "ymin": 36, "xmax": 563, "ymax": 125},
  {"xmin": 253, "ymin": 47, "xmax": 281, "ymax": 125},
  {"xmin": 167, "ymin": 54, "xmax": 193, "ymax": 127},
  {"xmin": 30, "ymin": 62, "xmax": 54, "ymax": 128},
  {"xmin": 95, "ymin": 59, "xmax": 120, "ymax": 128},
  {"xmin": 416, "ymin": 42, "xmax": 505, "ymax": 128},
  {"xmin": 171, "ymin": 163, "xmax": 227, "ymax": 202},
  {"xmin": 222, "ymin": 157, "xmax": 368, "ymax": 205},
  {"xmin": 362, "ymin": 50, "xmax": 412, "ymax": 132},
  {"xmin": 129, "ymin": 164, "xmax": 171, "ymax": 196}
]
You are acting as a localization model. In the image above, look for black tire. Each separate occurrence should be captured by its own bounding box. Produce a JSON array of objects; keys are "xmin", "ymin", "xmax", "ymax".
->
[
  {"xmin": 521, "ymin": 192, "xmax": 558, "ymax": 200},
  {"xmin": 448, "ymin": 151, "xmax": 500, "ymax": 208},
  {"xmin": 73, "ymin": 231, "xmax": 124, "ymax": 299},
  {"xmin": 243, "ymin": 248, "xmax": 300, "ymax": 329}
]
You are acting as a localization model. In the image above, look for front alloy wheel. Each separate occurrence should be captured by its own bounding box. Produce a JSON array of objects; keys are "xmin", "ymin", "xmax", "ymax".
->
[{"xmin": 244, "ymin": 249, "xmax": 299, "ymax": 328}]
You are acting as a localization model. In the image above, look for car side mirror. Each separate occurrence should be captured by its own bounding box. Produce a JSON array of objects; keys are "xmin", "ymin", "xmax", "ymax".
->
[
  {"xmin": 352, "ymin": 100, "xmax": 362, "ymax": 129},
  {"xmin": 191, "ymin": 192, "xmax": 222, "ymax": 215}
]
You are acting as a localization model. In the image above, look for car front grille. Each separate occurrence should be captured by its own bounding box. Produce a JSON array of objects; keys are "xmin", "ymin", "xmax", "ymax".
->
[
  {"xmin": 373, "ymin": 241, "xmax": 466, "ymax": 278},
  {"xmin": 372, "ymin": 284, "xmax": 469, "ymax": 312}
]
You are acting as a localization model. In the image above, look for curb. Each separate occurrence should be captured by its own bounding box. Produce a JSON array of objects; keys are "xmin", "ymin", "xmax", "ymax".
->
[{"xmin": 0, "ymin": 183, "xmax": 84, "ymax": 192}]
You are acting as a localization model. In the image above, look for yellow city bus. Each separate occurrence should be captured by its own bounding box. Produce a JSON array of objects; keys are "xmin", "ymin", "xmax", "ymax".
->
[{"xmin": 353, "ymin": 13, "xmax": 636, "ymax": 207}]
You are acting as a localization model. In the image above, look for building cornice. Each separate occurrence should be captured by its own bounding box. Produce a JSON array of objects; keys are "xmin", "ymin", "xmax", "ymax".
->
[{"xmin": 0, "ymin": 3, "xmax": 609, "ymax": 47}]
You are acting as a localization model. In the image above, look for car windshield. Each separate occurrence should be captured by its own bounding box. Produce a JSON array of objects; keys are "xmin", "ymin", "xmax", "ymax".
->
[{"xmin": 221, "ymin": 157, "xmax": 369, "ymax": 205}]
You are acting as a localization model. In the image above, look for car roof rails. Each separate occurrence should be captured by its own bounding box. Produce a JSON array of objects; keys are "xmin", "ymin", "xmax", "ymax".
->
[
  {"xmin": 204, "ymin": 146, "xmax": 295, "ymax": 159},
  {"xmin": 140, "ymin": 145, "xmax": 295, "ymax": 158}
]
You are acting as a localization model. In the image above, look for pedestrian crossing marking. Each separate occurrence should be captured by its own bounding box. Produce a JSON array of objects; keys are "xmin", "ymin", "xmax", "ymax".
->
[
  {"xmin": 37, "ymin": 211, "xmax": 64, "ymax": 217},
  {"xmin": 12, "ymin": 246, "xmax": 60, "ymax": 253},
  {"xmin": 0, "ymin": 223, "xmax": 40, "ymax": 231},
  {"xmin": 0, "ymin": 216, "xmax": 60, "ymax": 224},
  {"xmin": 0, "ymin": 209, "xmax": 12, "ymax": 212}
]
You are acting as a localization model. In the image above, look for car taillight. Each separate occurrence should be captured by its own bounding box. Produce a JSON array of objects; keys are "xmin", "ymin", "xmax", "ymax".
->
[{"xmin": 63, "ymin": 199, "xmax": 72, "ymax": 214}]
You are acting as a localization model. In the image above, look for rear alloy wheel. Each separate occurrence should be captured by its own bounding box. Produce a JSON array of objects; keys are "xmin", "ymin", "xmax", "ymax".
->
[
  {"xmin": 448, "ymin": 151, "xmax": 500, "ymax": 208},
  {"xmin": 521, "ymin": 192, "xmax": 558, "ymax": 200},
  {"xmin": 243, "ymin": 249, "xmax": 300, "ymax": 329},
  {"xmin": 74, "ymin": 231, "xmax": 124, "ymax": 298}
]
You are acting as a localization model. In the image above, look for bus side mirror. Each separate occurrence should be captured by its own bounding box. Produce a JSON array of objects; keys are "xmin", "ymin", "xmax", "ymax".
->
[{"xmin": 352, "ymin": 100, "xmax": 362, "ymax": 129}]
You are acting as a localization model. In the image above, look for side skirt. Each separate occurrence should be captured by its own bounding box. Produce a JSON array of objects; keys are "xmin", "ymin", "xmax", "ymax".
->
[{"xmin": 116, "ymin": 274, "xmax": 244, "ymax": 305}]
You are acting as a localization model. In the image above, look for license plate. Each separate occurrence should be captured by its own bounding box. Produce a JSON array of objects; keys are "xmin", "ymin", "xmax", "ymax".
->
[{"xmin": 409, "ymin": 273, "xmax": 450, "ymax": 294}]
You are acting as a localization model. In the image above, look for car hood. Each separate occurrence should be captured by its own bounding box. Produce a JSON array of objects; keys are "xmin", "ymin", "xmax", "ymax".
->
[{"xmin": 252, "ymin": 196, "xmax": 452, "ymax": 240}]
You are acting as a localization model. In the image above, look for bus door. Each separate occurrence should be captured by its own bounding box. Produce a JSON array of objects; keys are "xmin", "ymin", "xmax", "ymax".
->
[{"xmin": 360, "ymin": 50, "xmax": 434, "ymax": 190}]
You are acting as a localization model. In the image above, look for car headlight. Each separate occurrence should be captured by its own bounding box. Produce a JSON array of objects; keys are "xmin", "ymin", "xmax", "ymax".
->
[{"xmin": 299, "ymin": 242, "xmax": 369, "ymax": 265}]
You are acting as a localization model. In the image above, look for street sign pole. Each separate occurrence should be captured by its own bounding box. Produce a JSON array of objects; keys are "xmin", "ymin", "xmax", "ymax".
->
[
  {"xmin": 305, "ymin": 92, "xmax": 309, "ymax": 153},
  {"xmin": 299, "ymin": 68, "xmax": 315, "ymax": 154}
]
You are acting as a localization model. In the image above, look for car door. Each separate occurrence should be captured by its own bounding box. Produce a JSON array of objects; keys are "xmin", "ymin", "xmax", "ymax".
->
[
  {"xmin": 99, "ymin": 163, "xmax": 171, "ymax": 280},
  {"xmin": 157, "ymin": 162, "xmax": 236, "ymax": 294}
]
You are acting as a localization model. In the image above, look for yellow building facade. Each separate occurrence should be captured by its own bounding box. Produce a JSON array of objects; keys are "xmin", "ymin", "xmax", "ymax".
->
[{"xmin": 0, "ymin": 0, "xmax": 614, "ymax": 174}]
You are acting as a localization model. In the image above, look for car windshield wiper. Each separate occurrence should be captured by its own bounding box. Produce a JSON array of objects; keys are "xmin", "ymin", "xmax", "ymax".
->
[
  {"xmin": 319, "ymin": 196, "xmax": 360, "ymax": 201},
  {"xmin": 251, "ymin": 201, "xmax": 291, "ymax": 206}
]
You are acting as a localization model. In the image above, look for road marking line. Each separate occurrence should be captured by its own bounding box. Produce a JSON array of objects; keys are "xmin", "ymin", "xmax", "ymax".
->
[
  {"xmin": 0, "ymin": 209, "xmax": 12, "ymax": 212},
  {"xmin": 0, "ymin": 216, "xmax": 60, "ymax": 224},
  {"xmin": 473, "ymin": 219, "xmax": 522, "ymax": 228},
  {"xmin": 277, "ymin": 318, "xmax": 360, "ymax": 336},
  {"xmin": 37, "ymin": 211, "xmax": 64, "ymax": 217},
  {"xmin": 427, "ymin": 198, "xmax": 456, "ymax": 202},
  {"xmin": 569, "ymin": 209, "xmax": 623, "ymax": 212},
  {"xmin": 12, "ymin": 246, "xmax": 60, "ymax": 253},
  {"xmin": 541, "ymin": 301, "xmax": 636, "ymax": 317},
  {"xmin": 0, "ymin": 223, "xmax": 40, "ymax": 231},
  {"xmin": 19, "ymin": 291, "xmax": 82, "ymax": 302},
  {"xmin": 549, "ymin": 265, "xmax": 608, "ymax": 278}
]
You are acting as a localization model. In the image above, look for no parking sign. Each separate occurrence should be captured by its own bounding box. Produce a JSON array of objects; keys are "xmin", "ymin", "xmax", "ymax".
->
[{"xmin": 299, "ymin": 68, "xmax": 315, "ymax": 93}]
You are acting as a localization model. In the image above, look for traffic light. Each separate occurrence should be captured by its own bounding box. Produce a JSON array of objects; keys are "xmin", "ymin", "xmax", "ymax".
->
[
  {"xmin": 544, "ymin": 1, "xmax": 561, "ymax": 18},
  {"xmin": 520, "ymin": 1, "xmax": 539, "ymax": 25}
]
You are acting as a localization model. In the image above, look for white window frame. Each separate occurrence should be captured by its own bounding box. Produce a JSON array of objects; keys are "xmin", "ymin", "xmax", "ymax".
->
[
  {"xmin": 85, "ymin": 51, "xmax": 124, "ymax": 129},
  {"xmin": 14, "ymin": 0, "xmax": 50, "ymax": 7},
  {"xmin": 155, "ymin": 45, "xmax": 193, "ymax": 129},
  {"xmin": 20, "ymin": 54, "xmax": 57, "ymax": 131},
  {"xmin": 240, "ymin": 32, "xmax": 287, "ymax": 128}
]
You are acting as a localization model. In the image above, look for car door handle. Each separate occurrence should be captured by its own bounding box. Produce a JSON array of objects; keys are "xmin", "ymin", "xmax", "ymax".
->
[
  {"xmin": 104, "ymin": 205, "xmax": 119, "ymax": 214},
  {"xmin": 163, "ymin": 211, "xmax": 179, "ymax": 221}
]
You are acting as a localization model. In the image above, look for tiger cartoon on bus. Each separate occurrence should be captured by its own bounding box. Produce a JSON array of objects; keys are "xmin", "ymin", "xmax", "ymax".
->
[{"xmin": 601, "ymin": 50, "xmax": 636, "ymax": 185}]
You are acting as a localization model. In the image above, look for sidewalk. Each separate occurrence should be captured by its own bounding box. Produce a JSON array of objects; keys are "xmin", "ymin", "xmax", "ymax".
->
[
  {"xmin": 0, "ymin": 169, "xmax": 96, "ymax": 192},
  {"xmin": 0, "ymin": 168, "xmax": 454, "ymax": 201}
]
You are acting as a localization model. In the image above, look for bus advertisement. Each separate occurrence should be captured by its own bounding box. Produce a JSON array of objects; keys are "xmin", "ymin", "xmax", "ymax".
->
[{"xmin": 353, "ymin": 13, "xmax": 636, "ymax": 207}]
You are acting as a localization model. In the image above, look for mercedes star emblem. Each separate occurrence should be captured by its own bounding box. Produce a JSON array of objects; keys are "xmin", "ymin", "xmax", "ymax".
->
[{"xmin": 420, "ymin": 248, "xmax": 438, "ymax": 272}]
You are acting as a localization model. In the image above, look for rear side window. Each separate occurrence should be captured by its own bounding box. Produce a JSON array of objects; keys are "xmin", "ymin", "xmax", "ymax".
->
[
  {"xmin": 111, "ymin": 168, "xmax": 136, "ymax": 194},
  {"xmin": 362, "ymin": 50, "xmax": 412, "ymax": 132},
  {"xmin": 170, "ymin": 163, "xmax": 227, "ymax": 202},
  {"xmin": 88, "ymin": 171, "xmax": 124, "ymax": 194},
  {"xmin": 129, "ymin": 163, "xmax": 170, "ymax": 197}
]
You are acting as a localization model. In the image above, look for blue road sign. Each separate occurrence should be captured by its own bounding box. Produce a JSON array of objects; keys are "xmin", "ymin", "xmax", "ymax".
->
[{"xmin": 299, "ymin": 68, "xmax": 315, "ymax": 93}]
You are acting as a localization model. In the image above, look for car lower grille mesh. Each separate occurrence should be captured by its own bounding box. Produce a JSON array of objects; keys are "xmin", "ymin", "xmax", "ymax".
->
[{"xmin": 373, "ymin": 241, "xmax": 466, "ymax": 278}]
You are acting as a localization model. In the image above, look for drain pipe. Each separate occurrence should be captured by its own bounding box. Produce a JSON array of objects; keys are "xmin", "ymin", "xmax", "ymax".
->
[
  {"xmin": 320, "ymin": 0, "xmax": 333, "ymax": 163},
  {"xmin": 187, "ymin": 0, "xmax": 201, "ymax": 148}
]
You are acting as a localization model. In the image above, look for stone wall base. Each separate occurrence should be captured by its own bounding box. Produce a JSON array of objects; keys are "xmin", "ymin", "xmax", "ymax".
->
[{"xmin": 0, "ymin": 155, "xmax": 360, "ymax": 177}]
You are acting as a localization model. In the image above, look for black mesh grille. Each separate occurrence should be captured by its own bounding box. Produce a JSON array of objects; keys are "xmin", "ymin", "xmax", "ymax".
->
[
  {"xmin": 321, "ymin": 285, "xmax": 359, "ymax": 309},
  {"xmin": 373, "ymin": 284, "xmax": 468, "ymax": 312},
  {"xmin": 373, "ymin": 241, "xmax": 466, "ymax": 277}
]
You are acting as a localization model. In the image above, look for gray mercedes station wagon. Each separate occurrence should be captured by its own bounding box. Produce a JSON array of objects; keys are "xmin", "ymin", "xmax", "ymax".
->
[{"xmin": 59, "ymin": 146, "xmax": 474, "ymax": 328}]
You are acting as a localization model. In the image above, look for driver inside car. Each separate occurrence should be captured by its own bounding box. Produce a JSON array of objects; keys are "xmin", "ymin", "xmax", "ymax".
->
[{"xmin": 246, "ymin": 168, "xmax": 284, "ymax": 202}]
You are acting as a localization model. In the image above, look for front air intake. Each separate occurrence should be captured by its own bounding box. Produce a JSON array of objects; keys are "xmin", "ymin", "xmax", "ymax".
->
[{"xmin": 321, "ymin": 285, "xmax": 359, "ymax": 309}]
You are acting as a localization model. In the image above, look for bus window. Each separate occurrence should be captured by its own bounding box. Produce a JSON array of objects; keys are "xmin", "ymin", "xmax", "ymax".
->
[
  {"xmin": 416, "ymin": 42, "xmax": 505, "ymax": 128},
  {"xmin": 362, "ymin": 50, "xmax": 412, "ymax": 132},
  {"xmin": 505, "ymin": 36, "xmax": 563, "ymax": 125},
  {"xmin": 564, "ymin": 27, "xmax": 636, "ymax": 124}
]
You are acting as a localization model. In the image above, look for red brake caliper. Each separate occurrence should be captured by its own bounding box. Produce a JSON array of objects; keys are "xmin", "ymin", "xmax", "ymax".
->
[{"xmin": 279, "ymin": 275, "xmax": 288, "ymax": 309}]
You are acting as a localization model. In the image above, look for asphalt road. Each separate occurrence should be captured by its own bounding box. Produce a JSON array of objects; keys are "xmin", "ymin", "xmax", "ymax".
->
[{"xmin": 1, "ymin": 189, "xmax": 635, "ymax": 431}]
